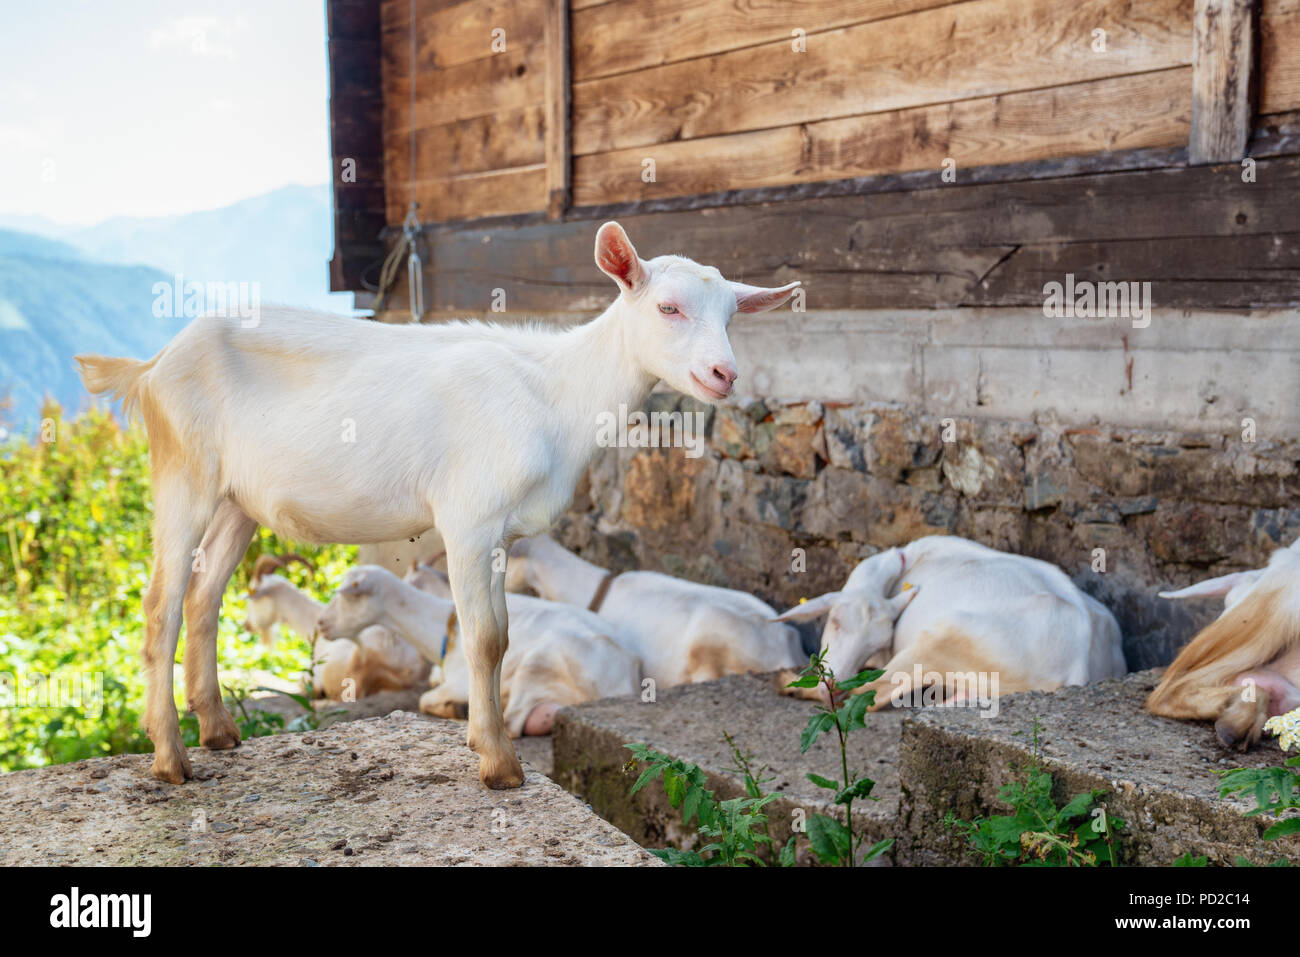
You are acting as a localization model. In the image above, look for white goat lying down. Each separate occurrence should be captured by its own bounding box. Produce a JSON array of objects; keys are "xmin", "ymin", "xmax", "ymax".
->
[
  {"xmin": 505, "ymin": 535, "xmax": 805, "ymax": 687},
  {"xmin": 318, "ymin": 565, "xmax": 641, "ymax": 737},
  {"xmin": 775, "ymin": 535, "xmax": 1125, "ymax": 707},
  {"xmin": 242, "ymin": 553, "xmax": 426, "ymax": 700},
  {"xmin": 1148, "ymin": 538, "xmax": 1300, "ymax": 749},
  {"xmin": 76, "ymin": 220, "xmax": 799, "ymax": 787}
]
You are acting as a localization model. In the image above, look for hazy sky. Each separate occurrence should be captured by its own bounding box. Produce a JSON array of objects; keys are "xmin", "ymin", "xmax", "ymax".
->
[{"xmin": 0, "ymin": 1, "xmax": 333, "ymax": 226}]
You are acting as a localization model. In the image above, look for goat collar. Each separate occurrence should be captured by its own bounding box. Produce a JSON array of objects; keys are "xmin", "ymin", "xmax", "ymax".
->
[
  {"xmin": 442, "ymin": 608, "xmax": 457, "ymax": 663},
  {"xmin": 587, "ymin": 571, "xmax": 617, "ymax": 613}
]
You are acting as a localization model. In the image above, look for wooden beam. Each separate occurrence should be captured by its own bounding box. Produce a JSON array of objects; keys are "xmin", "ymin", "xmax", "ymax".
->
[
  {"xmin": 327, "ymin": 0, "xmax": 387, "ymax": 293},
  {"xmin": 1189, "ymin": 0, "xmax": 1260, "ymax": 163},
  {"xmin": 544, "ymin": 0, "xmax": 572, "ymax": 220},
  {"xmin": 384, "ymin": 155, "xmax": 1300, "ymax": 312}
]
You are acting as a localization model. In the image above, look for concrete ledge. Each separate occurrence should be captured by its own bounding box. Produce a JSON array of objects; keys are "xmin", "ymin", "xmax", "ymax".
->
[
  {"xmin": 553, "ymin": 671, "xmax": 1299, "ymax": 865},
  {"xmin": 0, "ymin": 711, "xmax": 656, "ymax": 866},
  {"xmin": 551, "ymin": 672, "xmax": 904, "ymax": 865},
  {"xmin": 899, "ymin": 670, "xmax": 1300, "ymax": 866}
]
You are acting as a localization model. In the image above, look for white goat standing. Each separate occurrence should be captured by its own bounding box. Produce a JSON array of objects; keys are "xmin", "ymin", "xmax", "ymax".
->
[
  {"xmin": 1149, "ymin": 538, "xmax": 1300, "ymax": 748},
  {"xmin": 774, "ymin": 535, "xmax": 1125, "ymax": 707},
  {"xmin": 243, "ymin": 554, "xmax": 427, "ymax": 700},
  {"xmin": 75, "ymin": 221, "xmax": 799, "ymax": 787},
  {"xmin": 505, "ymin": 535, "xmax": 805, "ymax": 686},
  {"xmin": 318, "ymin": 565, "xmax": 642, "ymax": 736}
]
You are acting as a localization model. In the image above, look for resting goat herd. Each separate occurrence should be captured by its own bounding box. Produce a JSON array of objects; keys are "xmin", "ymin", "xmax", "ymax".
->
[{"xmin": 75, "ymin": 222, "xmax": 1299, "ymax": 789}]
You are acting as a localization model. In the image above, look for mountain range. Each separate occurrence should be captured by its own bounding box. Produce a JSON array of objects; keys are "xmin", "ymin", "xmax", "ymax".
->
[{"xmin": 0, "ymin": 184, "xmax": 357, "ymax": 432}]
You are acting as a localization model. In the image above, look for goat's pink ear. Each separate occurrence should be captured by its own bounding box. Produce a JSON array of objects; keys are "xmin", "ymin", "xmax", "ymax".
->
[
  {"xmin": 730, "ymin": 280, "xmax": 801, "ymax": 314},
  {"xmin": 595, "ymin": 221, "xmax": 645, "ymax": 293}
]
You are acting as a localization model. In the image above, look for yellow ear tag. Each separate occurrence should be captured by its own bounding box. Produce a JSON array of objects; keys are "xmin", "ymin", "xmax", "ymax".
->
[
  {"xmin": 798, "ymin": 597, "xmax": 808, "ymax": 604},
  {"xmin": 901, "ymin": 582, "xmax": 914, "ymax": 590}
]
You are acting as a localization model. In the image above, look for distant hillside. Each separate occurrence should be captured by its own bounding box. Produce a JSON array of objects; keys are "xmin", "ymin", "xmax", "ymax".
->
[
  {"xmin": 64, "ymin": 184, "xmax": 354, "ymax": 316},
  {"xmin": 0, "ymin": 184, "xmax": 359, "ymax": 433},
  {"xmin": 0, "ymin": 230, "xmax": 182, "ymax": 431}
]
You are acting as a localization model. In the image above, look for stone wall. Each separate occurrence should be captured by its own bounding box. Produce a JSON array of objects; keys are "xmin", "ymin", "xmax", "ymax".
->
[{"xmin": 551, "ymin": 393, "xmax": 1300, "ymax": 670}]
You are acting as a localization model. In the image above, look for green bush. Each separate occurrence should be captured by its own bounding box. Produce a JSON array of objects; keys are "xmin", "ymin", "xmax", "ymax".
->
[{"xmin": 0, "ymin": 401, "xmax": 356, "ymax": 770}]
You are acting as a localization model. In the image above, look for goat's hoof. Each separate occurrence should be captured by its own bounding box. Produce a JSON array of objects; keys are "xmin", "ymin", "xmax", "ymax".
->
[
  {"xmin": 152, "ymin": 747, "xmax": 193, "ymax": 784},
  {"xmin": 200, "ymin": 725, "xmax": 241, "ymax": 751},
  {"xmin": 479, "ymin": 752, "xmax": 525, "ymax": 790}
]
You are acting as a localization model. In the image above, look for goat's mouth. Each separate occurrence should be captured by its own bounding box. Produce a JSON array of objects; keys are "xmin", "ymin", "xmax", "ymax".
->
[{"xmin": 689, "ymin": 372, "xmax": 730, "ymax": 401}]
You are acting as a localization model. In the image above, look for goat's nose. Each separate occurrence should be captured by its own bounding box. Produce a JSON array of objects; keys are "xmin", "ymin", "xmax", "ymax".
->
[{"xmin": 709, "ymin": 363, "xmax": 737, "ymax": 388}]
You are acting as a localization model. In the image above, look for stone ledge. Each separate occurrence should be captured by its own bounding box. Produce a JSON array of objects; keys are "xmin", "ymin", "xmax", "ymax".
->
[
  {"xmin": 552, "ymin": 671, "xmax": 1299, "ymax": 866},
  {"xmin": 0, "ymin": 711, "xmax": 656, "ymax": 867},
  {"xmin": 899, "ymin": 670, "xmax": 1300, "ymax": 866},
  {"xmin": 550, "ymin": 672, "xmax": 903, "ymax": 865}
]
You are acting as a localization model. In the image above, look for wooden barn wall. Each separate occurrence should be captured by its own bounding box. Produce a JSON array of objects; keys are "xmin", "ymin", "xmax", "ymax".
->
[
  {"xmin": 379, "ymin": 0, "xmax": 552, "ymax": 223},
  {"xmin": 372, "ymin": 0, "xmax": 1300, "ymax": 224},
  {"xmin": 570, "ymin": 0, "xmax": 1198, "ymax": 205},
  {"xmin": 1262, "ymin": 0, "xmax": 1300, "ymax": 116}
]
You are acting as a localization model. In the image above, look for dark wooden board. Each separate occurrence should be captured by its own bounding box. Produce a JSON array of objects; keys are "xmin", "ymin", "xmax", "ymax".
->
[
  {"xmin": 373, "ymin": 154, "xmax": 1300, "ymax": 310},
  {"xmin": 328, "ymin": 0, "xmax": 387, "ymax": 293}
]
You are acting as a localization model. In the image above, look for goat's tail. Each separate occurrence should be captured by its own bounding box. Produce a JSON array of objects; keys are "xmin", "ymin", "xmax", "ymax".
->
[
  {"xmin": 1147, "ymin": 582, "xmax": 1300, "ymax": 717},
  {"xmin": 74, "ymin": 354, "xmax": 155, "ymax": 421}
]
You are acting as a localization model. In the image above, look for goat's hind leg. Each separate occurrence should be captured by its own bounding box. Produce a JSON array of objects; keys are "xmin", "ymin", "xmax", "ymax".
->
[
  {"xmin": 182, "ymin": 499, "xmax": 257, "ymax": 750},
  {"xmin": 143, "ymin": 475, "xmax": 221, "ymax": 783}
]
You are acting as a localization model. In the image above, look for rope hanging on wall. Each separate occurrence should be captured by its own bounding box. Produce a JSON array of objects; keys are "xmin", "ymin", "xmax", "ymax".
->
[{"xmin": 373, "ymin": 0, "xmax": 425, "ymax": 321}]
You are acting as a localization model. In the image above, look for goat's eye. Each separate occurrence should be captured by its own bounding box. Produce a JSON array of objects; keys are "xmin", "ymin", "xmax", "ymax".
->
[{"xmin": 658, "ymin": 303, "xmax": 678, "ymax": 315}]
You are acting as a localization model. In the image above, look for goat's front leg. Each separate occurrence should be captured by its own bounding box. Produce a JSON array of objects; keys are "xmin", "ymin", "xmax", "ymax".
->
[{"xmin": 445, "ymin": 536, "xmax": 525, "ymax": 789}]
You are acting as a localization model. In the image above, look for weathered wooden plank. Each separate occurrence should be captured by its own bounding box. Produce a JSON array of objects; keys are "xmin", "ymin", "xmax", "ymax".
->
[
  {"xmin": 383, "ymin": 40, "xmax": 546, "ymax": 131},
  {"xmin": 369, "ymin": 155, "xmax": 1300, "ymax": 309},
  {"xmin": 544, "ymin": 0, "xmax": 571, "ymax": 219},
  {"xmin": 387, "ymin": 165, "xmax": 549, "ymax": 224},
  {"xmin": 572, "ymin": 0, "xmax": 961, "ymax": 81},
  {"xmin": 409, "ymin": 241, "xmax": 1015, "ymax": 313},
  {"xmin": 573, "ymin": 68, "xmax": 1191, "ymax": 204},
  {"xmin": 968, "ymin": 233, "xmax": 1300, "ymax": 307},
  {"xmin": 385, "ymin": 105, "xmax": 546, "ymax": 183},
  {"xmin": 382, "ymin": 0, "xmax": 546, "ymax": 74},
  {"xmin": 1260, "ymin": 0, "xmax": 1300, "ymax": 113},
  {"xmin": 572, "ymin": 0, "xmax": 1194, "ymax": 156},
  {"xmin": 1189, "ymin": 0, "xmax": 1260, "ymax": 163}
]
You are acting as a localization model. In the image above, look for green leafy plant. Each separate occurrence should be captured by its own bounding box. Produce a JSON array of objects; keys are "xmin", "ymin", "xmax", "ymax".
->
[
  {"xmin": 1217, "ymin": 754, "xmax": 1300, "ymax": 842},
  {"xmin": 624, "ymin": 737, "xmax": 781, "ymax": 867},
  {"xmin": 785, "ymin": 651, "xmax": 893, "ymax": 866},
  {"xmin": 945, "ymin": 720, "xmax": 1124, "ymax": 866},
  {"xmin": 0, "ymin": 402, "xmax": 358, "ymax": 769},
  {"xmin": 624, "ymin": 650, "xmax": 894, "ymax": 867}
]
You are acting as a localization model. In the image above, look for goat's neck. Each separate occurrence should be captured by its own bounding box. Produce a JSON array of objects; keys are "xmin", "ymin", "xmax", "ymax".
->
[
  {"xmin": 525, "ymin": 542, "xmax": 612, "ymax": 607},
  {"xmin": 277, "ymin": 586, "xmax": 325, "ymax": 639},
  {"xmin": 374, "ymin": 584, "xmax": 454, "ymax": 663},
  {"xmin": 541, "ymin": 302, "xmax": 660, "ymax": 468}
]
